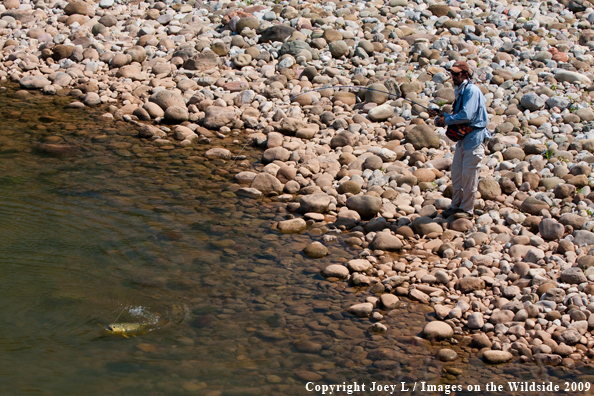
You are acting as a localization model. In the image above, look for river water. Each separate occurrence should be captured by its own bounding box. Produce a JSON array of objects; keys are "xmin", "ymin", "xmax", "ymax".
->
[{"xmin": 0, "ymin": 86, "xmax": 591, "ymax": 396}]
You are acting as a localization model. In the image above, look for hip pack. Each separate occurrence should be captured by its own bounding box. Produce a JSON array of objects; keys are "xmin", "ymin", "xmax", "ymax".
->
[{"xmin": 446, "ymin": 124, "xmax": 474, "ymax": 142}]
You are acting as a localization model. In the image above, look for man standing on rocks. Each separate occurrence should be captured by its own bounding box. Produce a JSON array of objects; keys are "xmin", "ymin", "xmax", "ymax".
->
[{"xmin": 436, "ymin": 61, "xmax": 490, "ymax": 219}]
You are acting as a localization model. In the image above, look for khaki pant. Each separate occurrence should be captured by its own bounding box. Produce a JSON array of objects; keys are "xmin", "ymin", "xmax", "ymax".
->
[{"xmin": 450, "ymin": 142, "xmax": 484, "ymax": 214}]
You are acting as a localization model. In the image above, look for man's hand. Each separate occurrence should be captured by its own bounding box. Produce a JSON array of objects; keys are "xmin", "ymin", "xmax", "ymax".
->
[
  {"xmin": 428, "ymin": 108, "xmax": 440, "ymax": 117},
  {"xmin": 435, "ymin": 116, "xmax": 446, "ymax": 127}
]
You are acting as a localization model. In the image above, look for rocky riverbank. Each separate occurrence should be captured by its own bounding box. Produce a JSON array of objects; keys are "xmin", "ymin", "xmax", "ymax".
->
[{"xmin": 5, "ymin": 0, "xmax": 594, "ymax": 369}]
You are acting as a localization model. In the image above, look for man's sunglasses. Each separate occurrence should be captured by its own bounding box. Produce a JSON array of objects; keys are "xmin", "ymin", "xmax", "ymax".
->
[{"xmin": 450, "ymin": 71, "xmax": 464, "ymax": 76}]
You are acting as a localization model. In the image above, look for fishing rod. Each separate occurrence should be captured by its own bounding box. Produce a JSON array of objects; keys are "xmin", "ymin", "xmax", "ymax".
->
[{"xmin": 287, "ymin": 85, "xmax": 441, "ymax": 115}]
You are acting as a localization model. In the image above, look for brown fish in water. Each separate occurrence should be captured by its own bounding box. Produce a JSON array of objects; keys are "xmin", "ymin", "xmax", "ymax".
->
[{"xmin": 105, "ymin": 323, "xmax": 150, "ymax": 337}]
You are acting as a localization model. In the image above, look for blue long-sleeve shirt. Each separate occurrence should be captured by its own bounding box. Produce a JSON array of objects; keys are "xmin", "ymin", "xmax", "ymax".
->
[{"xmin": 444, "ymin": 81, "xmax": 490, "ymax": 150}]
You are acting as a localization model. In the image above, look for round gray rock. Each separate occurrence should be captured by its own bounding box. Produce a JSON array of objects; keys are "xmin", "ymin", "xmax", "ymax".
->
[
  {"xmin": 329, "ymin": 40, "xmax": 348, "ymax": 58},
  {"xmin": 539, "ymin": 218, "xmax": 564, "ymax": 240},
  {"xmin": 521, "ymin": 92, "xmax": 545, "ymax": 111},
  {"xmin": 560, "ymin": 267, "xmax": 587, "ymax": 284}
]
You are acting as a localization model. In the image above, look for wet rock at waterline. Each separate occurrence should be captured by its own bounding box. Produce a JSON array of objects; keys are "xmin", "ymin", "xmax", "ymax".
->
[
  {"xmin": 276, "ymin": 218, "xmax": 306, "ymax": 234},
  {"xmin": 483, "ymin": 350, "xmax": 513, "ymax": 364},
  {"xmin": 322, "ymin": 264, "xmax": 349, "ymax": 279},
  {"xmin": 303, "ymin": 242, "xmax": 328, "ymax": 258},
  {"xmin": 423, "ymin": 322, "xmax": 454, "ymax": 340}
]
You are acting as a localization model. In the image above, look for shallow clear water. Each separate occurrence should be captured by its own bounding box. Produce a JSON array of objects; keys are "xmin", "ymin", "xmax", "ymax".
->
[{"xmin": 0, "ymin": 86, "xmax": 590, "ymax": 396}]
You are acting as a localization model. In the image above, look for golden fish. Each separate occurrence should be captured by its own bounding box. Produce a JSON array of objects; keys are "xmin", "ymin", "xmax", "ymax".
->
[{"xmin": 105, "ymin": 323, "xmax": 150, "ymax": 337}]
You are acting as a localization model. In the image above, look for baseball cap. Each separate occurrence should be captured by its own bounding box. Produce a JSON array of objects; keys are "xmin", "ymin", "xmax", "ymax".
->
[{"xmin": 450, "ymin": 61, "xmax": 470, "ymax": 73}]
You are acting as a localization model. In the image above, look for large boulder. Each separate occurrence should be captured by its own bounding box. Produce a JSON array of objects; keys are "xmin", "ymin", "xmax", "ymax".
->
[
  {"xmin": 235, "ymin": 16, "xmax": 259, "ymax": 33},
  {"xmin": 164, "ymin": 106, "xmax": 189, "ymax": 122},
  {"xmin": 502, "ymin": 147, "xmax": 526, "ymax": 161},
  {"xmin": 205, "ymin": 148, "xmax": 232, "ymax": 160},
  {"xmin": 330, "ymin": 130, "xmax": 358, "ymax": 148},
  {"xmin": 52, "ymin": 44, "xmax": 75, "ymax": 60},
  {"xmin": 560, "ymin": 213, "xmax": 587, "ymax": 229},
  {"xmin": 322, "ymin": 264, "xmax": 349, "ymax": 279},
  {"xmin": 278, "ymin": 117, "xmax": 307, "ymax": 135},
  {"xmin": 347, "ymin": 303, "xmax": 373, "ymax": 317},
  {"xmin": 303, "ymin": 242, "xmax": 328, "ymax": 258},
  {"xmin": 329, "ymin": 40, "xmax": 348, "ymax": 58}
]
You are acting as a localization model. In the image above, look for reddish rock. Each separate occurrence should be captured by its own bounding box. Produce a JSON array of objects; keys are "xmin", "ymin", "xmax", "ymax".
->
[
  {"xmin": 222, "ymin": 10, "xmax": 253, "ymax": 25},
  {"xmin": 223, "ymin": 81, "xmax": 249, "ymax": 92},
  {"xmin": 549, "ymin": 47, "xmax": 568, "ymax": 62}
]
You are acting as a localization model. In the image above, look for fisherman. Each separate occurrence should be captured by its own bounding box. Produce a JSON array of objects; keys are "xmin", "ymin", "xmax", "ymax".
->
[{"xmin": 435, "ymin": 61, "xmax": 490, "ymax": 220}]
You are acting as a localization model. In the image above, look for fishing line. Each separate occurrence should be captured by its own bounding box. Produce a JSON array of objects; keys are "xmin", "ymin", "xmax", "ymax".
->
[
  {"xmin": 110, "ymin": 83, "xmax": 439, "ymax": 326},
  {"xmin": 110, "ymin": 244, "xmax": 174, "ymax": 325},
  {"xmin": 288, "ymin": 84, "xmax": 439, "ymax": 113},
  {"xmin": 228, "ymin": 84, "xmax": 439, "ymax": 169},
  {"xmin": 109, "ymin": 118, "xmax": 257, "ymax": 325}
]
